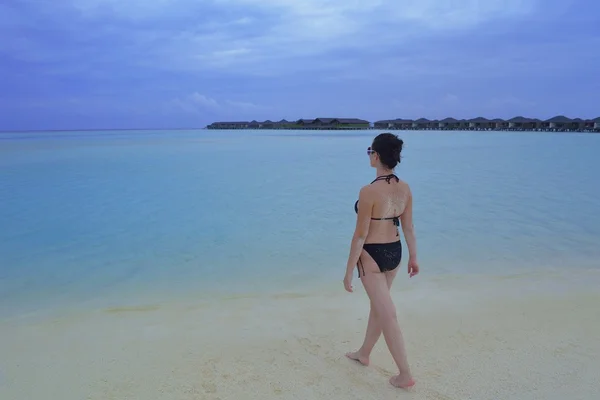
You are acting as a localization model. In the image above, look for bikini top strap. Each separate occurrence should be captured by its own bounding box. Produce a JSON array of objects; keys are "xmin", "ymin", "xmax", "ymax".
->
[
  {"xmin": 371, "ymin": 215, "xmax": 400, "ymax": 226},
  {"xmin": 370, "ymin": 173, "xmax": 399, "ymax": 184}
]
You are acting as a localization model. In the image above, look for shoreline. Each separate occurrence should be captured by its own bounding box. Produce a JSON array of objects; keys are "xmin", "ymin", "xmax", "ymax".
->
[
  {"xmin": 1, "ymin": 269, "xmax": 599, "ymax": 399},
  {"xmin": 2, "ymin": 264, "xmax": 599, "ymax": 322},
  {"xmin": 2, "ymin": 264, "xmax": 598, "ymax": 323}
]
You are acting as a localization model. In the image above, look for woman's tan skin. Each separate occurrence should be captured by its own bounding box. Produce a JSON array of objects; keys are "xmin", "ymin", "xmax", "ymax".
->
[{"xmin": 343, "ymin": 134, "xmax": 419, "ymax": 389}]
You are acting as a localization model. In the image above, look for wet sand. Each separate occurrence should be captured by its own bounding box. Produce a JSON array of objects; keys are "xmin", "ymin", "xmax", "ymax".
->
[{"xmin": 1, "ymin": 271, "xmax": 599, "ymax": 400}]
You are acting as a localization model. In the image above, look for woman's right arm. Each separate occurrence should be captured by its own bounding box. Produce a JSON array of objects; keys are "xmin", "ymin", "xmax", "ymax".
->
[{"xmin": 400, "ymin": 185, "xmax": 417, "ymax": 261}]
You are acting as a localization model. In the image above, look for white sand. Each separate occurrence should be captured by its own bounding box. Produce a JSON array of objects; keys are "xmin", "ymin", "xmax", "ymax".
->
[{"xmin": 1, "ymin": 271, "xmax": 599, "ymax": 400}]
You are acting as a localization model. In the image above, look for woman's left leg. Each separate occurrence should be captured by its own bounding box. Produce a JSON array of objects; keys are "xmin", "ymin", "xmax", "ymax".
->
[{"xmin": 346, "ymin": 254, "xmax": 399, "ymax": 366}]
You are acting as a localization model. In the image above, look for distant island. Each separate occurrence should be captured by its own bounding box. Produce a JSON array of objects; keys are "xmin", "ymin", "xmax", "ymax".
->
[{"xmin": 207, "ymin": 116, "xmax": 600, "ymax": 132}]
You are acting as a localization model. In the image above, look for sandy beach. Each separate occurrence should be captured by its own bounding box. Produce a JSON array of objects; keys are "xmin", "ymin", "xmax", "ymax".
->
[{"xmin": 1, "ymin": 270, "xmax": 599, "ymax": 400}]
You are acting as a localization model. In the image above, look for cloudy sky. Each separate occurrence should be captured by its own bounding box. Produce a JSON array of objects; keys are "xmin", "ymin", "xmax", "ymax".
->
[{"xmin": 1, "ymin": 0, "xmax": 598, "ymax": 130}]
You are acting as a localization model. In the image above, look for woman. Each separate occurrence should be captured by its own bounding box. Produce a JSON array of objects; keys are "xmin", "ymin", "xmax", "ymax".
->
[{"xmin": 343, "ymin": 132, "xmax": 419, "ymax": 389}]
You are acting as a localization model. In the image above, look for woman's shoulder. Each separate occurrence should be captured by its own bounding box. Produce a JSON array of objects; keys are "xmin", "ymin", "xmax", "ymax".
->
[
  {"xmin": 397, "ymin": 180, "xmax": 413, "ymax": 200},
  {"xmin": 357, "ymin": 183, "xmax": 380, "ymax": 202},
  {"xmin": 358, "ymin": 183, "xmax": 374, "ymax": 196},
  {"xmin": 397, "ymin": 178, "xmax": 410, "ymax": 190}
]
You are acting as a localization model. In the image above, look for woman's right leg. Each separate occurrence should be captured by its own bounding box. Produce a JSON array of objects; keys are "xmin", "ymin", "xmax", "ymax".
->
[{"xmin": 360, "ymin": 258, "xmax": 414, "ymax": 388}]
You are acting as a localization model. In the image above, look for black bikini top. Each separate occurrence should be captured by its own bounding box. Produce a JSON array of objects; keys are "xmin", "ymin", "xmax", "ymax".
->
[{"xmin": 354, "ymin": 174, "xmax": 401, "ymax": 230}]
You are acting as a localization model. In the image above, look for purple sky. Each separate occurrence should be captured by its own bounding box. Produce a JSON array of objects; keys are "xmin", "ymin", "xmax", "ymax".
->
[{"xmin": 1, "ymin": 0, "xmax": 599, "ymax": 130}]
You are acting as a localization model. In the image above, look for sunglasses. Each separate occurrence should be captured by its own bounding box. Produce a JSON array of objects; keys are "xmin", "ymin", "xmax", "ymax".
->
[{"xmin": 367, "ymin": 147, "xmax": 376, "ymax": 155}]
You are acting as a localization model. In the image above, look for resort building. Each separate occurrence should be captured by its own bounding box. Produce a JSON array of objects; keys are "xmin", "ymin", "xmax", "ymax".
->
[
  {"xmin": 411, "ymin": 118, "xmax": 430, "ymax": 130},
  {"xmin": 468, "ymin": 117, "xmax": 496, "ymax": 130},
  {"xmin": 507, "ymin": 117, "xmax": 539, "ymax": 130},
  {"xmin": 438, "ymin": 118, "xmax": 460, "ymax": 130},
  {"xmin": 208, "ymin": 115, "xmax": 600, "ymax": 132},
  {"xmin": 295, "ymin": 118, "xmax": 370, "ymax": 129},
  {"xmin": 207, "ymin": 118, "xmax": 369, "ymax": 130},
  {"xmin": 207, "ymin": 121, "xmax": 249, "ymax": 129},
  {"xmin": 493, "ymin": 119, "xmax": 509, "ymax": 130},
  {"xmin": 373, "ymin": 119, "xmax": 413, "ymax": 130}
]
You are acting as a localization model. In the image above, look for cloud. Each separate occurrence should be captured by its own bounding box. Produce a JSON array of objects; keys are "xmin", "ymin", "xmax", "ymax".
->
[
  {"xmin": 395, "ymin": 0, "xmax": 537, "ymax": 27},
  {"xmin": 165, "ymin": 92, "xmax": 268, "ymax": 116},
  {"xmin": 1, "ymin": 0, "xmax": 540, "ymax": 75},
  {"xmin": 167, "ymin": 0, "xmax": 539, "ymax": 72},
  {"xmin": 1, "ymin": 0, "xmax": 599, "ymax": 130},
  {"xmin": 169, "ymin": 93, "xmax": 220, "ymax": 114}
]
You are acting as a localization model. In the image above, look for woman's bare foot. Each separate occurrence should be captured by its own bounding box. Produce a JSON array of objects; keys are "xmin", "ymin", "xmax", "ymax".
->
[
  {"xmin": 389, "ymin": 374, "xmax": 415, "ymax": 389},
  {"xmin": 345, "ymin": 351, "xmax": 369, "ymax": 366}
]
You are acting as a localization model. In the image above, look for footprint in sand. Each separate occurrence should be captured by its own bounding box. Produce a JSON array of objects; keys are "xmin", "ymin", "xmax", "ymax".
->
[
  {"xmin": 419, "ymin": 388, "xmax": 454, "ymax": 400},
  {"xmin": 370, "ymin": 363, "xmax": 391, "ymax": 375},
  {"xmin": 297, "ymin": 337, "xmax": 321, "ymax": 355},
  {"xmin": 201, "ymin": 382, "xmax": 217, "ymax": 394},
  {"xmin": 201, "ymin": 358, "xmax": 220, "ymax": 394},
  {"xmin": 425, "ymin": 368, "xmax": 443, "ymax": 379}
]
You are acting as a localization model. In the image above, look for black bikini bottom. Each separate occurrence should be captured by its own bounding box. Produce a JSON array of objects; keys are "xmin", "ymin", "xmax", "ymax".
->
[{"xmin": 357, "ymin": 240, "xmax": 402, "ymax": 278}]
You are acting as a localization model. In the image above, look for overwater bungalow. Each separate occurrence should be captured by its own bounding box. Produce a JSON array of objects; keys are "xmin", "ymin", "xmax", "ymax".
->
[
  {"xmin": 207, "ymin": 121, "xmax": 249, "ymax": 129},
  {"xmin": 438, "ymin": 118, "xmax": 459, "ymax": 130},
  {"xmin": 395, "ymin": 119, "xmax": 414, "ymax": 129},
  {"xmin": 296, "ymin": 119, "xmax": 315, "ymax": 127},
  {"xmin": 294, "ymin": 118, "xmax": 370, "ymax": 130},
  {"xmin": 260, "ymin": 120, "xmax": 275, "ymax": 129},
  {"xmin": 492, "ymin": 119, "xmax": 509, "ymax": 130},
  {"xmin": 468, "ymin": 117, "xmax": 497, "ymax": 130},
  {"xmin": 542, "ymin": 115, "xmax": 569, "ymax": 130},
  {"xmin": 277, "ymin": 119, "xmax": 290, "ymax": 128},
  {"xmin": 569, "ymin": 118, "xmax": 585, "ymax": 131},
  {"xmin": 374, "ymin": 119, "xmax": 414, "ymax": 129},
  {"xmin": 373, "ymin": 120, "xmax": 394, "ymax": 129},
  {"xmin": 508, "ymin": 116, "xmax": 539, "ymax": 130},
  {"xmin": 539, "ymin": 115, "xmax": 591, "ymax": 131},
  {"xmin": 411, "ymin": 118, "xmax": 430, "ymax": 130},
  {"xmin": 583, "ymin": 119, "xmax": 595, "ymax": 131}
]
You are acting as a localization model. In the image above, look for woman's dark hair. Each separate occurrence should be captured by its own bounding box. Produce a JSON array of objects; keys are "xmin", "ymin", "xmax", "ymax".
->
[{"xmin": 372, "ymin": 133, "xmax": 404, "ymax": 170}]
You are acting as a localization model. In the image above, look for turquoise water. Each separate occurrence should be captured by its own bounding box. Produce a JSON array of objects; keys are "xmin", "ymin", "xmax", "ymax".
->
[{"xmin": 1, "ymin": 129, "xmax": 599, "ymax": 317}]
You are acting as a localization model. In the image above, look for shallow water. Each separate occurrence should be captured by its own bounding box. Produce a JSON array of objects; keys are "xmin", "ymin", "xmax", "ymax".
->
[{"xmin": 1, "ymin": 129, "xmax": 599, "ymax": 317}]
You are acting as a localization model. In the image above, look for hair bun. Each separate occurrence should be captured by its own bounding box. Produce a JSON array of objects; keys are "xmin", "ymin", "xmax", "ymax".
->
[{"xmin": 393, "ymin": 137, "xmax": 403, "ymax": 161}]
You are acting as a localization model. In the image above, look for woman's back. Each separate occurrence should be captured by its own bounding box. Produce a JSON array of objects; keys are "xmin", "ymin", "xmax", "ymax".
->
[{"xmin": 365, "ymin": 177, "xmax": 410, "ymax": 244}]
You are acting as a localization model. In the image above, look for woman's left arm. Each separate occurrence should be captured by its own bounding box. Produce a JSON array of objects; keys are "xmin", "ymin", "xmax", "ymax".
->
[{"xmin": 345, "ymin": 186, "xmax": 373, "ymax": 275}]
